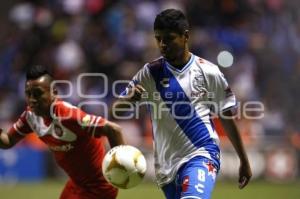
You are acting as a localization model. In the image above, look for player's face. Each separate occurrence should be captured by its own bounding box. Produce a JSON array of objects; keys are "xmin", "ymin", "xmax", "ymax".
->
[
  {"xmin": 25, "ymin": 76, "xmax": 54, "ymax": 117},
  {"xmin": 154, "ymin": 30, "xmax": 188, "ymax": 62}
]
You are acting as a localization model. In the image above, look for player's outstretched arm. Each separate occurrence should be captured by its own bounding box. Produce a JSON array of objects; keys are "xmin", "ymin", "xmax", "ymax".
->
[
  {"xmin": 0, "ymin": 129, "xmax": 23, "ymax": 149},
  {"xmin": 219, "ymin": 109, "xmax": 252, "ymax": 189},
  {"xmin": 118, "ymin": 84, "xmax": 145, "ymax": 102},
  {"xmin": 109, "ymin": 84, "xmax": 145, "ymax": 120},
  {"xmin": 101, "ymin": 121, "xmax": 125, "ymax": 148}
]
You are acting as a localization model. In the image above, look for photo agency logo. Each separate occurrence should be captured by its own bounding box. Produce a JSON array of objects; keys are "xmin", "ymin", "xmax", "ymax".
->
[{"xmin": 49, "ymin": 73, "xmax": 264, "ymax": 121}]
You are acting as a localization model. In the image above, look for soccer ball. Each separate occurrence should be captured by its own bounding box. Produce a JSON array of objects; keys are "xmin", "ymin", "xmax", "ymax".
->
[{"xmin": 102, "ymin": 145, "xmax": 147, "ymax": 189}]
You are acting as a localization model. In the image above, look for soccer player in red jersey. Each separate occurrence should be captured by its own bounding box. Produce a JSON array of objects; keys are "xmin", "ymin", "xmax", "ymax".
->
[{"xmin": 0, "ymin": 65, "xmax": 124, "ymax": 199}]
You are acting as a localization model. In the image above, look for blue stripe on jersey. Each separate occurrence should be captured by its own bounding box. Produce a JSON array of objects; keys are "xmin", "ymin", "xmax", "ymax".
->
[{"xmin": 148, "ymin": 59, "xmax": 218, "ymax": 149}]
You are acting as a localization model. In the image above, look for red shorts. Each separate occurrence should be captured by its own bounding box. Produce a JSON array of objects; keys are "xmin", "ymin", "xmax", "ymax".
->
[{"xmin": 59, "ymin": 180, "xmax": 118, "ymax": 199}]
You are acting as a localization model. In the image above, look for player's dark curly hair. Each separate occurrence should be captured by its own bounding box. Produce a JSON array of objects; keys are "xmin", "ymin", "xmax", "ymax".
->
[
  {"xmin": 154, "ymin": 9, "xmax": 189, "ymax": 34},
  {"xmin": 26, "ymin": 65, "xmax": 53, "ymax": 80}
]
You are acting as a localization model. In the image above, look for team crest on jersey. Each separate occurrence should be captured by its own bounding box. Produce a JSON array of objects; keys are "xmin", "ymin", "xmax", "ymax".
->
[
  {"xmin": 191, "ymin": 70, "xmax": 207, "ymax": 98},
  {"xmin": 51, "ymin": 124, "xmax": 77, "ymax": 142},
  {"xmin": 54, "ymin": 124, "xmax": 63, "ymax": 137}
]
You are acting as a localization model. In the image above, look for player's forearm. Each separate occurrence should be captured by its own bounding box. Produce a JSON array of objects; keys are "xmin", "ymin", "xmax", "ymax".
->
[
  {"xmin": 107, "ymin": 130, "xmax": 124, "ymax": 148},
  {"xmin": 104, "ymin": 121, "xmax": 125, "ymax": 148},
  {"xmin": 219, "ymin": 113, "xmax": 249, "ymax": 163},
  {"xmin": 109, "ymin": 84, "xmax": 144, "ymax": 120}
]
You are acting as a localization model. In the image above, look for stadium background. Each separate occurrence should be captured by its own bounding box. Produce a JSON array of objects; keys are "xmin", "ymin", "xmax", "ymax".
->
[{"xmin": 0, "ymin": 0, "xmax": 299, "ymax": 198}]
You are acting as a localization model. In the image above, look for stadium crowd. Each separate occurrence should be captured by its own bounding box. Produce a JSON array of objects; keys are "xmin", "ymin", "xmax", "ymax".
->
[{"xmin": 0, "ymin": 0, "xmax": 299, "ymax": 178}]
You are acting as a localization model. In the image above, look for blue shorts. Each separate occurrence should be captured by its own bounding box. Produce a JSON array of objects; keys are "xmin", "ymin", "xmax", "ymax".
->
[{"xmin": 162, "ymin": 156, "xmax": 219, "ymax": 199}]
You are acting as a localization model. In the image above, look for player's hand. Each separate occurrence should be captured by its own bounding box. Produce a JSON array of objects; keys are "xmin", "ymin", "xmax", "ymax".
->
[
  {"xmin": 238, "ymin": 160, "xmax": 252, "ymax": 189},
  {"xmin": 0, "ymin": 128, "xmax": 10, "ymax": 146},
  {"xmin": 0, "ymin": 128, "xmax": 4, "ymax": 138},
  {"xmin": 119, "ymin": 84, "xmax": 146, "ymax": 102}
]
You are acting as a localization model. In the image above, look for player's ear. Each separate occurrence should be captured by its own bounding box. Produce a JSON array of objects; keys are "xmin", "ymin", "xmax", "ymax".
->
[
  {"xmin": 51, "ymin": 87, "xmax": 58, "ymax": 99},
  {"xmin": 184, "ymin": 30, "xmax": 189, "ymax": 41}
]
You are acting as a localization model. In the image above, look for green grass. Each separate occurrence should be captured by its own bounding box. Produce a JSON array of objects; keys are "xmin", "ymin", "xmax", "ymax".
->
[
  {"xmin": 0, "ymin": 180, "xmax": 299, "ymax": 199},
  {"xmin": 212, "ymin": 181, "xmax": 300, "ymax": 199}
]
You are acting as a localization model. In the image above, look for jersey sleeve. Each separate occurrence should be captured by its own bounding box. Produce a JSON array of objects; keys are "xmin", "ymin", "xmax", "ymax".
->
[
  {"xmin": 133, "ymin": 64, "xmax": 153, "ymax": 89},
  {"xmin": 209, "ymin": 68, "xmax": 236, "ymax": 114},
  {"xmin": 11, "ymin": 110, "xmax": 33, "ymax": 137},
  {"xmin": 120, "ymin": 64, "xmax": 153, "ymax": 102},
  {"xmin": 55, "ymin": 101, "xmax": 107, "ymax": 138},
  {"xmin": 6, "ymin": 110, "xmax": 33, "ymax": 143}
]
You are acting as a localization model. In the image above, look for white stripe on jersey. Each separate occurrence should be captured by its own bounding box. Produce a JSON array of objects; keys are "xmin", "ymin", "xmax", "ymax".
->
[{"xmin": 13, "ymin": 123, "xmax": 27, "ymax": 136}]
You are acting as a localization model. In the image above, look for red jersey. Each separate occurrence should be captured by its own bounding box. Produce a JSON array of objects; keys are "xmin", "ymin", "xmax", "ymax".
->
[{"xmin": 10, "ymin": 100, "xmax": 114, "ymax": 192}]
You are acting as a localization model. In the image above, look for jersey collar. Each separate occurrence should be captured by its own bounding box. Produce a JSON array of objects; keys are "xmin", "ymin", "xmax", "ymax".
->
[{"xmin": 165, "ymin": 53, "xmax": 195, "ymax": 73}]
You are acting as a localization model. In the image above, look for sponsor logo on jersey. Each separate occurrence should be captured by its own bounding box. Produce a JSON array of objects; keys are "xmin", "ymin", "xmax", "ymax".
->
[
  {"xmin": 160, "ymin": 78, "xmax": 170, "ymax": 88},
  {"xmin": 49, "ymin": 143, "xmax": 74, "ymax": 152}
]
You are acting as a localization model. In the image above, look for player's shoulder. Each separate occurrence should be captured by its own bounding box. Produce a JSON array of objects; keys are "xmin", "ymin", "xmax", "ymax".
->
[
  {"xmin": 142, "ymin": 57, "xmax": 165, "ymax": 78},
  {"xmin": 55, "ymin": 100, "xmax": 76, "ymax": 109},
  {"xmin": 53, "ymin": 100, "xmax": 77, "ymax": 118},
  {"xmin": 195, "ymin": 55, "xmax": 222, "ymax": 76},
  {"xmin": 146, "ymin": 57, "xmax": 164, "ymax": 70}
]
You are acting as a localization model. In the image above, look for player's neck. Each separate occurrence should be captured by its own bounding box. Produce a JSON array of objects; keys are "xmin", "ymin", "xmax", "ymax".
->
[
  {"xmin": 39, "ymin": 104, "xmax": 54, "ymax": 119},
  {"xmin": 39, "ymin": 111, "xmax": 52, "ymax": 120},
  {"xmin": 43, "ymin": 114, "xmax": 53, "ymax": 126},
  {"xmin": 168, "ymin": 51, "xmax": 191, "ymax": 70}
]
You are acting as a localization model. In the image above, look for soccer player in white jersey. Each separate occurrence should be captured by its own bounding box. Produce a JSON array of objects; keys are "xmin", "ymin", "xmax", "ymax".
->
[{"xmin": 114, "ymin": 9, "xmax": 252, "ymax": 199}]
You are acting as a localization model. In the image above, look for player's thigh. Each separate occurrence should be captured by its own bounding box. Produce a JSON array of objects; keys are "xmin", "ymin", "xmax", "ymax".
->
[
  {"xmin": 60, "ymin": 180, "xmax": 81, "ymax": 199},
  {"xmin": 60, "ymin": 180, "xmax": 94, "ymax": 199},
  {"xmin": 60, "ymin": 180, "xmax": 118, "ymax": 199},
  {"xmin": 177, "ymin": 156, "xmax": 218, "ymax": 199}
]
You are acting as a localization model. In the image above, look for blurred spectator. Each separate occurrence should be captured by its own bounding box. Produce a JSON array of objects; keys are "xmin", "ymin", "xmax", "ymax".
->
[{"xmin": 0, "ymin": 0, "xmax": 300, "ymax": 179}]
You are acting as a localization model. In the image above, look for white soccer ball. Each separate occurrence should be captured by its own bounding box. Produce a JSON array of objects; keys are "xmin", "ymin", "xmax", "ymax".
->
[{"xmin": 102, "ymin": 145, "xmax": 147, "ymax": 189}]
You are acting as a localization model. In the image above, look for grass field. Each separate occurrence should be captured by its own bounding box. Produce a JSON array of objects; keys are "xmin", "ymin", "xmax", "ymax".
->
[{"xmin": 0, "ymin": 180, "xmax": 299, "ymax": 199}]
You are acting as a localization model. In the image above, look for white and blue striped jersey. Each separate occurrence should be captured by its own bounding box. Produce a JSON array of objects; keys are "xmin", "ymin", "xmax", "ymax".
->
[{"xmin": 125, "ymin": 53, "xmax": 236, "ymax": 186}]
